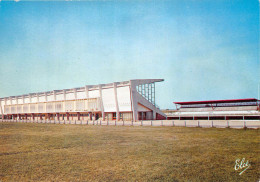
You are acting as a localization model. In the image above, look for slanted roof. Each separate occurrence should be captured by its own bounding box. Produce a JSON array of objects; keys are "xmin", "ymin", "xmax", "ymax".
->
[{"xmin": 174, "ymin": 98, "xmax": 258, "ymax": 105}]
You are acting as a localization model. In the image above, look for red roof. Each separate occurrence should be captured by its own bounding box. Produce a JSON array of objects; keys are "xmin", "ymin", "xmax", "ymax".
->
[{"xmin": 174, "ymin": 98, "xmax": 258, "ymax": 105}]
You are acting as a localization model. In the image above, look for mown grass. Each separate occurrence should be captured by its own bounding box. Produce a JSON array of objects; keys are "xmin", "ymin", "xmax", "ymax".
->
[{"xmin": 0, "ymin": 122, "xmax": 259, "ymax": 181}]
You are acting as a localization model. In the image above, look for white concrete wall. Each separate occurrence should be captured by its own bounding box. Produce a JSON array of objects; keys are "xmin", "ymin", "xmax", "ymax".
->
[
  {"xmin": 47, "ymin": 95, "xmax": 54, "ymax": 102},
  {"xmin": 31, "ymin": 97, "xmax": 37, "ymax": 103},
  {"xmin": 117, "ymin": 86, "xmax": 131, "ymax": 112},
  {"xmin": 18, "ymin": 99, "xmax": 23, "ymax": 104},
  {"xmin": 66, "ymin": 92, "xmax": 75, "ymax": 100},
  {"xmin": 24, "ymin": 98, "xmax": 29, "ymax": 103},
  {"xmin": 39, "ymin": 96, "xmax": 45, "ymax": 102},
  {"xmin": 102, "ymin": 88, "xmax": 116, "ymax": 112},
  {"xmin": 56, "ymin": 94, "xmax": 64, "ymax": 101},
  {"xmin": 89, "ymin": 90, "xmax": 99, "ymax": 98},
  {"xmin": 77, "ymin": 91, "xmax": 86, "ymax": 99}
]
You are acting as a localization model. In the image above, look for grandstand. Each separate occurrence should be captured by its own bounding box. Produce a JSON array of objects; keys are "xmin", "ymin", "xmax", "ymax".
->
[
  {"xmin": 167, "ymin": 98, "xmax": 260, "ymax": 120},
  {"xmin": 0, "ymin": 79, "xmax": 166, "ymax": 122}
]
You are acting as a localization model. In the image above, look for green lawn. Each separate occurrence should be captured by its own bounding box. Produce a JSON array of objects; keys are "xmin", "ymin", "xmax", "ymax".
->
[{"xmin": 0, "ymin": 122, "xmax": 259, "ymax": 181}]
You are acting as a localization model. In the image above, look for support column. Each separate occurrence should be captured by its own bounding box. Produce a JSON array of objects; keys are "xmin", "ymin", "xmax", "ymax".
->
[
  {"xmin": 98, "ymin": 85, "xmax": 105, "ymax": 120},
  {"xmin": 153, "ymin": 111, "xmax": 156, "ymax": 120},
  {"xmin": 89, "ymin": 112, "xmax": 92, "ymax": 120},
  {"xmin": 57, "ymin": 113, "xmax": 60, "ymax": 120},
  {"xmin": 66, "ymin": 113, "xmax": 70, "ymax": 120},
  {"xmin": 113, "ymin": 82, "xmax": 120, "ymax": 121},
  {"xmin": 77, "ymin": 112, "xmax": 80, "ymax": 120},
  {"xmin": 63, "ymin": 90, "xmax": 66, "ymax": 100},
  {"xmin": 130, "ymin": 80, "xmax": 138, "ymax": 122},
  {"xmin": 74, "ymin": 88, "xmax": 77, "ymax": 100},
  {"xmin": 85, "ymin": 86, "xmax": 89, "ymax": 98},
  {"xmin": 32, "ymin": 113, "xmax": 35, "ymax": 120},
  {"xmin": 53, "ymin": 91, "xmax": 57, "ymax": 101},
  {"xmin": 29, "ymin": 94, "xmax": 32, "ymax": 103},
  {"xmin": 9, "ymin": 97, "xmax": 12, "ymax": 105},
  {"xmin": 44, "ymin": 92, "xmax": 47, "ymax": 102}
]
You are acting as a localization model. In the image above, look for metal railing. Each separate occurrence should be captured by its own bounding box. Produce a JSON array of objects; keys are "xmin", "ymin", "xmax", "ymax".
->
[{"xmin": 1, "ymin": 119, "xmax": 259, "ymax": 129}]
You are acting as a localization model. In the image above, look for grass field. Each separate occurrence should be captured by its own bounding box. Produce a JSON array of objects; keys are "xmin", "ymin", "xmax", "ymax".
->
[{"xmin": 0, "ymin": 122, "xmax": 259, "ymax": 182}]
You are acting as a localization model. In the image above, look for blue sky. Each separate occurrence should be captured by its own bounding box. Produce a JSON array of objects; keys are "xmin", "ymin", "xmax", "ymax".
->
[{"xmin": 0, "ymin": 0, "xmax": 259, "ymax": 109}]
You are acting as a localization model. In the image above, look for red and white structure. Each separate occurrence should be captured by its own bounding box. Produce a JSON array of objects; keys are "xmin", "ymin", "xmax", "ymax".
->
[
  {"xmin": 0, "ymin": 79, "xmax": 166, "ymax": 122},
  {"xmin": 167, "ymin": 98, "xmax": 260, "ymax": 120}
]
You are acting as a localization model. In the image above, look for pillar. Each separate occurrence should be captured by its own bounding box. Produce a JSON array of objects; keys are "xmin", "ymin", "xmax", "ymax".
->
[
  {"xmin": 98, "ymin": 85, "xmax": 105, "ymax": 120},
  {"xmin": 130, "ymin": 80, "xmax": 138, "ymax": 122},
  {"xmin": 89, "ymin": 112, "xmax": 93, "ymax": 120},
  {"xmin": 85, "ymin": 86, "xmax": 89, "ymax": 98},
  {"xmin": 113, "ymin": 82, "xmax": 120, "ymax": 121},
  {"xmin": 77, "ymin": 112, "xmax": 80, "ymax": 120},
  {"xmin": 66, "ymin": 113, "xmax": 69, "ymax": 120}
]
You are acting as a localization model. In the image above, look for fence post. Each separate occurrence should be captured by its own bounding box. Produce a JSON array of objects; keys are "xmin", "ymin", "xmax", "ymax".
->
[
  {"xmin": 198, "ymin": 120, "xmax": 200, "ymax": 127},
  {"xmin": 227, "ymin": 121, "xmax": 229, "ymax": 127},
  {"xmin": 172, "ymin": 120, "xmax": 174, "ymax": 127},
  {"xmin": 87, "ymin": 120, "xmax": 88, "ymax": 125},
  {"xmin": 132, "ymin": 120, "xmax": 133, "ymax": 126},
  {"xmin": 243, "ymin": 120, "xmax": 246, "ymax": 128},
  {"xmin": 211, "ymin": 120, "xmax": 213, "ymax": 127},
  {"xmin": 184, "ymin": 120, "xmax": 186, "ymax": 127},
  {"xmin": 107, "ymin": 119, "xmax": 108, "ymax": 126},
  {"xmin": 115, "ymin": 120, "xmax": 117, "ymax": 126},
  {"xmin": 123, "ymin": 120, "xmax": 124, "ymax": 126},
  {"xmin": 151, "ymin": 120, "xmax": 153, "ymax": 126},
  {"xmin": 161, "ymin": 120, "xmax": 163, "ymax": 126},
  {"xmin": 141, "ymin": 120, "xmax": 143, "ymax": 126}
]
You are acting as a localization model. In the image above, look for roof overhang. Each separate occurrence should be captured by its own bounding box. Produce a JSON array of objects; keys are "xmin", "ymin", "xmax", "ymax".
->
[{"xmin": 174, "ymin": 98, "xmax": 259, "ymax": 105}]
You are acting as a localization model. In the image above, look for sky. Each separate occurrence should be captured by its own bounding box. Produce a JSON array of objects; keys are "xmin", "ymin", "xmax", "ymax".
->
[{"xmin": 0, "ymin": 0, "xmax": 259, "ymax": 109}]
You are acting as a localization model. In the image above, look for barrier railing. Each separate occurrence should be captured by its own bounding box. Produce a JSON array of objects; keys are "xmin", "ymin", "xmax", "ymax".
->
[{"xmin": 0, "ymin": 119, "xmax": 260, "ymax": 128}]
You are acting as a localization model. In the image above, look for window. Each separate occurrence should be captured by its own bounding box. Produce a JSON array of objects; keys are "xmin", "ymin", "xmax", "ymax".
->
[{"xmin": 112, "ymin": 113, "xmax": 116, "ymax": 120}]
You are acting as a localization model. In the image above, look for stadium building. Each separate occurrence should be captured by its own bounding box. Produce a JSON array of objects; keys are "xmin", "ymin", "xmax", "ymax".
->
[
  {"xmin": 167, "ymin": 98, "xmax": 260, "ymax": 120},
  {"xmin": 0, "ymin": 79, "xmax": 166, "ymax": 122}
]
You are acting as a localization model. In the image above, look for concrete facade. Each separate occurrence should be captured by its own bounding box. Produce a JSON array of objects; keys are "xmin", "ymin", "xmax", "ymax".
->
[{"xmin": 0, "ymin": 79, "xmax": 167, "ymax": 122}]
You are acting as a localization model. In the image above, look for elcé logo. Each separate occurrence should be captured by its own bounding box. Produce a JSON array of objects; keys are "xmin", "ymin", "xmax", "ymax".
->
[{"xmin": 234, "ymin": 158, "xmax": 251, "ymax": 175}]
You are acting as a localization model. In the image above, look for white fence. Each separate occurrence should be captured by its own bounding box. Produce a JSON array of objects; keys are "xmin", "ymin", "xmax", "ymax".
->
[{"xmin": 1, "ymin": 119, "xmax": 260, "ymax": 129}]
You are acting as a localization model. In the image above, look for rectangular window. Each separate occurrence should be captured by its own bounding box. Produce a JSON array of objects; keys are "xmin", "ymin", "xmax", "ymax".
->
[{"xmin": 112, "ymin": 113, "xmax": 116, "ymax": 120}]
